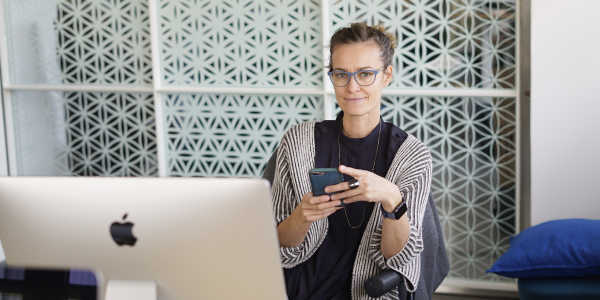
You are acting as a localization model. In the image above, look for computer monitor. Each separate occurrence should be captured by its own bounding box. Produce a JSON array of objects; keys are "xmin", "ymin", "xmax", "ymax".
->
[{"xmin": 0, "ymin": 177, "xmax": 286, "ymax": 300}]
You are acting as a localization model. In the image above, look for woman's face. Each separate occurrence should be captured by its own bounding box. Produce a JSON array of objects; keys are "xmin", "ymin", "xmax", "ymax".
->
[{"xmin": 330, "ymin": 40, "xmax": 392, "ymax": 119}]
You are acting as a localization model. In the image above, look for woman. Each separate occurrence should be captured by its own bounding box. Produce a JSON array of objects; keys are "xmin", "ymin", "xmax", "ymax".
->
[{"xmin": 271, "ymin": 23, "xmax": 432, "ymax": 299}]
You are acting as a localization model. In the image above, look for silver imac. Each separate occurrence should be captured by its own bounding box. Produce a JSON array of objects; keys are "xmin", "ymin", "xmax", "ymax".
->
[{"xmin": 0, "ymin": 177, "xmax": 286, "ymax": 300}]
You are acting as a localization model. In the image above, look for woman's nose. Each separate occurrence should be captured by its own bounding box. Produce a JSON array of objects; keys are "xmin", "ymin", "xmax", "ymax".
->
[{"xmin": 345, "ymin": 75, "xmax": 361, "ymax": 92}]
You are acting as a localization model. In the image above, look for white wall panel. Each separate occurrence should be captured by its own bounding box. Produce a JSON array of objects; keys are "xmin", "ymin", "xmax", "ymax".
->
[{"xmin": 531, "ymin": 0, "xmax": 600, "ymax": 225}]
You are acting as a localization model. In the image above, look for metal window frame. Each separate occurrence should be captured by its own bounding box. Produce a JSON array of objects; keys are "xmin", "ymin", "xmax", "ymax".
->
[
  {"xmin": 0, "ymin": 0, "xmax": 12, "ymax": 176},
  {"xmin": 0, "ymin": 54, "xmax": 7, "ymax": 177}
]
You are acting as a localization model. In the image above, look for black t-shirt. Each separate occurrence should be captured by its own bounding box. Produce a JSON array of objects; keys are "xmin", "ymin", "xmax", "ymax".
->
[{"xmin": 283, "ymin": 114, "xmax": 408, "ymax": 300}]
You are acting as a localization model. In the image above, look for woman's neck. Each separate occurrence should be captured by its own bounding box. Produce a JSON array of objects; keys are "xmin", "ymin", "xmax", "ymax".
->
[{"xmin": 341, "ymin": 112, "xmax": 381, "ymax": 138}]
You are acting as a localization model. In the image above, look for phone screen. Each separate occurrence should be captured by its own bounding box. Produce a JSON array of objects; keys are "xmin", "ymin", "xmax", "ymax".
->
[{"xmin": 309, "ymin": 168, "xmax": 343, "ymax": 196}]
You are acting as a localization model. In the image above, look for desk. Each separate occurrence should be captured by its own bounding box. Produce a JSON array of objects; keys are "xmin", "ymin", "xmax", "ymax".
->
[{"xmin": 0, "ymin": 266, "xmax": 96, "ymax": 300}]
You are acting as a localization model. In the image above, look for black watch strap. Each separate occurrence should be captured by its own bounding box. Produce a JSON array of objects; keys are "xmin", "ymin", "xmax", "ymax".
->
[{"xmin": 382, "ymin": 201, "xmax": 407, "ymax": 220}]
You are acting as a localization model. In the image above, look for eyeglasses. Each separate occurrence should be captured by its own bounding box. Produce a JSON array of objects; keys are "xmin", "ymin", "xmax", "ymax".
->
[{"xmin": 327, "ymin": 69, "xmax": 381, "ymax": 87}]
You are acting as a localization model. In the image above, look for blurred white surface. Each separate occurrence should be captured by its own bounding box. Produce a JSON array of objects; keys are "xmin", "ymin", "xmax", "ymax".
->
[
  {"xmin": 0, "ymin": 240, "xmax": 5, "ymax": 263},
  {"xmin": 531, "ymin": 0, "xmax": 600, "ymax": 225}
]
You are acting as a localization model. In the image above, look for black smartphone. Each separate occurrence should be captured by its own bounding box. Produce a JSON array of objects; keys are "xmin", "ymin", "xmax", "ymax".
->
[{"xmin": 309, "ymin": 168, "xmax": 343, "ymax": 196}]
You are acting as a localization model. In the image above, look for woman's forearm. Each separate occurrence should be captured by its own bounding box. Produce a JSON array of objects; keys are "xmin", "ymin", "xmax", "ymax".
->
[
  {"xmin": 277, "ymin": 209, "xmax": 311, "ymax": 247},
  {"xmin": 381, "ymin": 214, "xmax": 410, "ymax": 259},
  {"xmin": 380, "ymin": 194, "xmax": 410, "ymax": 259}
]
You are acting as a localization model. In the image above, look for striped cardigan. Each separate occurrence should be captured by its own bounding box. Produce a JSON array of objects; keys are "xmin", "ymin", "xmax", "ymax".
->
[{"xmin": 272, "ymin": 121, "xmax": 432, "ymax": 299}]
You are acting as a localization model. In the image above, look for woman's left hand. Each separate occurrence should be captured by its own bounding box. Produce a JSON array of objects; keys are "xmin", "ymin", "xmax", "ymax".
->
[{"xmin": 324, "ymin": 165, "xmax": 402, "ymax": 211}]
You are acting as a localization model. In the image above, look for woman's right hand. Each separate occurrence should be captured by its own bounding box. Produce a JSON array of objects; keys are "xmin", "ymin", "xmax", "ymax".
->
[
  {"xmin": 278, "ymin": 192, "xmax": 341, "ymax": 247},
  {"xmin": 292, "ymin": 192, "xmax": 342, "ymax": 224}
]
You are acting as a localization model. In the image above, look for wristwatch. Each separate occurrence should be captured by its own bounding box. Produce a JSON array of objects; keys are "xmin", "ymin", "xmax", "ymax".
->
[{"xmin": 381, "ymin": 201, "xmax": 407, "ymax": 220}]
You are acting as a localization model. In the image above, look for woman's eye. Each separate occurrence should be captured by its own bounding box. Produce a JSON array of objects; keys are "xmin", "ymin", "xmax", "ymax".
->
[
  {"xmin": 334, "ymin": 72, "xmax": 348, "ymax": 79},
  {"xmin": 358, "ymin": 71, "xmax": 374, "ymax": 78}
]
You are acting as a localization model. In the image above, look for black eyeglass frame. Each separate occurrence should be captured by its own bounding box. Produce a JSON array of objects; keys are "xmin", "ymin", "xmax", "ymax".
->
[{"xmin": 327, "ymin": 69, "xmax": 383, "ymax": 87}]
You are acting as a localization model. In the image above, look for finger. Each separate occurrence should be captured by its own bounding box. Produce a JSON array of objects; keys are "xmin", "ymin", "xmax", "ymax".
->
[
  {"xmin": 329, "ymin": 188, "xmax": 362, "ymax": 201},
  {"xmin": 304, "ymin": 204, "xmax": 343, "ymax": 221},
  {"xmin": 338, "ymin": 194, "xmax": 366, "ymax": 205},
  {"xmin": 307, "ymin": 194, "xmax": 331, "ymax": 205},
  {"xmin": 302, "ymin": 207, "xmax": 330, "ymax": 218},
  {"xmin": 303, "ymin": 198, "xmax": 339, "ymax": 212},
  {"xmin": 301, "ymin": 192, "xmax": 314, "ymax": 205},
  {"xmin": 315, "ymin": 200, "xmax": 342, "ymax": 211},
  {"xmin": 339, "ymin": 165, "xmax": 368, "ymax": 178},
  {"xmin": 348, "ymin": 179, "xmax": 360, "ymax": 189},
  {"xmin": 324, "ymin": 181, "xmax": 353, "ymax": 194},
  {"xmin": 302, "ymin": 202, "xmax": 326, "ymax": 212}
]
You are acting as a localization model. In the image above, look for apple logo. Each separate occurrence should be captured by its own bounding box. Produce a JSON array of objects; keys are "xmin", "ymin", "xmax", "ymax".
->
[{"xmin": 110, "ymin": 213, "xmax": 137, "ymax": 246}]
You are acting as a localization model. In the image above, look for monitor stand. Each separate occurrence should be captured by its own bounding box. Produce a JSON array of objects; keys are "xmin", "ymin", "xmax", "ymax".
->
[{"xmin": 105, "ymin": 280, "xmax": 157, "ymax": 300}]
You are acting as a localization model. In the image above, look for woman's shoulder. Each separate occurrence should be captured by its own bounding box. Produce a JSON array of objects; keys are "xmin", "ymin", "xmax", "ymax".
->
[
  {"xmin": 385, "ymin": 122, "xmax": 431, "ymax": 161},
  {"xmin": 405, "ymin": 135, "xmax": 432, "ymax": 158},
  {"xmin": 280, "ymin": 121, "xmax": 317, "ymax": 145},
  {"xmin": 385, "ymin": 121, "xmax": 409, "ymax": 144}
]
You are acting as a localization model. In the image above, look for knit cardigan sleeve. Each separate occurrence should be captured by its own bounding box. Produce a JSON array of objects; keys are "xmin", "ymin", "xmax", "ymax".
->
[
  {"xmin": 271, "ymin": 122, "xmax": 328, "ymax": 268},
  {"xmin": 366, "ymin": 135, "xmax": 433, "ymax": 293}
]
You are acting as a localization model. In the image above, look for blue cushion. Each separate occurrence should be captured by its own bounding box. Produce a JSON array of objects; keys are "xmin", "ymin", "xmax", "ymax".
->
[{"xmin": 487, "ymin": 218, "xmax": 600, "ymax": 278}]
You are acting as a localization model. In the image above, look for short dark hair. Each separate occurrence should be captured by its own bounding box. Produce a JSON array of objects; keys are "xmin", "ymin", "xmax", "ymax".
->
[{"xmin": 328, "ymin": 22, "xmax": 396, "ymax": 71}]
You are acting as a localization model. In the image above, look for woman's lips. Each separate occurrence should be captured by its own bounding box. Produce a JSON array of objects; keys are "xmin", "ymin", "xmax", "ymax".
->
[{"xmin": 345, "ymin": 97, "xmax": 366, "ymax": 102}]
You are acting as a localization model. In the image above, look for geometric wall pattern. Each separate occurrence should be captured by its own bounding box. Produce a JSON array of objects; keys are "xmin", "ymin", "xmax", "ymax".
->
[
  {"xmin": 381, "ymin": 96, "xmax": 516, "ymax": 280},
  {"xmin": 159, "ymin": 0, "xmax": 323, "ymax": 87},
  {"xmin": 63, "ymin": 92, "xmax": 158, "ymax": 176},
  {"xmin": 55, "ymin": 0, "xmax": 152, "ymax": 84},
  {"xmin": 54, "ymin": 0, "xmax": 156, "ymax": 176},
  {"xmin": 331, "ymin": 0, "xmax": 516, "ymax": 88},
  {"xmin": 0, "ymin": 0, "xmax": 517, "ymax": 282},
  {"xmin": 163, "ymin": 94, "xmax": 323, "ymax": 176}
]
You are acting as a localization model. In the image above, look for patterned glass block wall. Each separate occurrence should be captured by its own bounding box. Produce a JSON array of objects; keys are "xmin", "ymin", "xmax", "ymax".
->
[
  {"xmin": 54, "ymin": 0, "xmax": 157, "ymax": 176},
  {"xmin": 159, "ymin": 0, "xmax": 323, "ymax": 87},
  {"xmin": 62, "ymin": 92, "xmax": 158, "ymax": 176},
  {"xmin": 163, "ymin": 94, "xmax": 324, "ymax": 176},
  {"xmin": 331, "ymin": 0, "xmax": 516, "ymax": 88},
  {"xmin": 381, "ymin": 96, "xmax": 516, "ymax": 279},
  {"xmin": 1, "ymin": 0, "xmax": 518, "ymax": 282},
  {"xmin": 55, "ymin": 0, "xmax": 152, "ymax": 84}
]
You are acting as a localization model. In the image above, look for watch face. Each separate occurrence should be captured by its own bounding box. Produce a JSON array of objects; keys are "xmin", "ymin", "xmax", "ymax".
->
[
  {"xmin": 395, "ymin": 202, "xmax": 407, "ymax": 219},
  {"xmin": 383, "ymin": 202, "xmax": 407, "ymax": 220}
]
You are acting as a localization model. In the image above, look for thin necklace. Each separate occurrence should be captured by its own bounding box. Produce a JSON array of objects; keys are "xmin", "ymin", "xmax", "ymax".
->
[{"xmin": 338, "ymin": 118, "xmax": 382, "ymax": 229}]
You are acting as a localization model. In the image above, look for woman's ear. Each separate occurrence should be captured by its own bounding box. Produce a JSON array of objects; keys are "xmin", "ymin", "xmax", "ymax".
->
[{"xmin": 384, "ymin": 65, "xmax": 393, "ymax": 87}]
